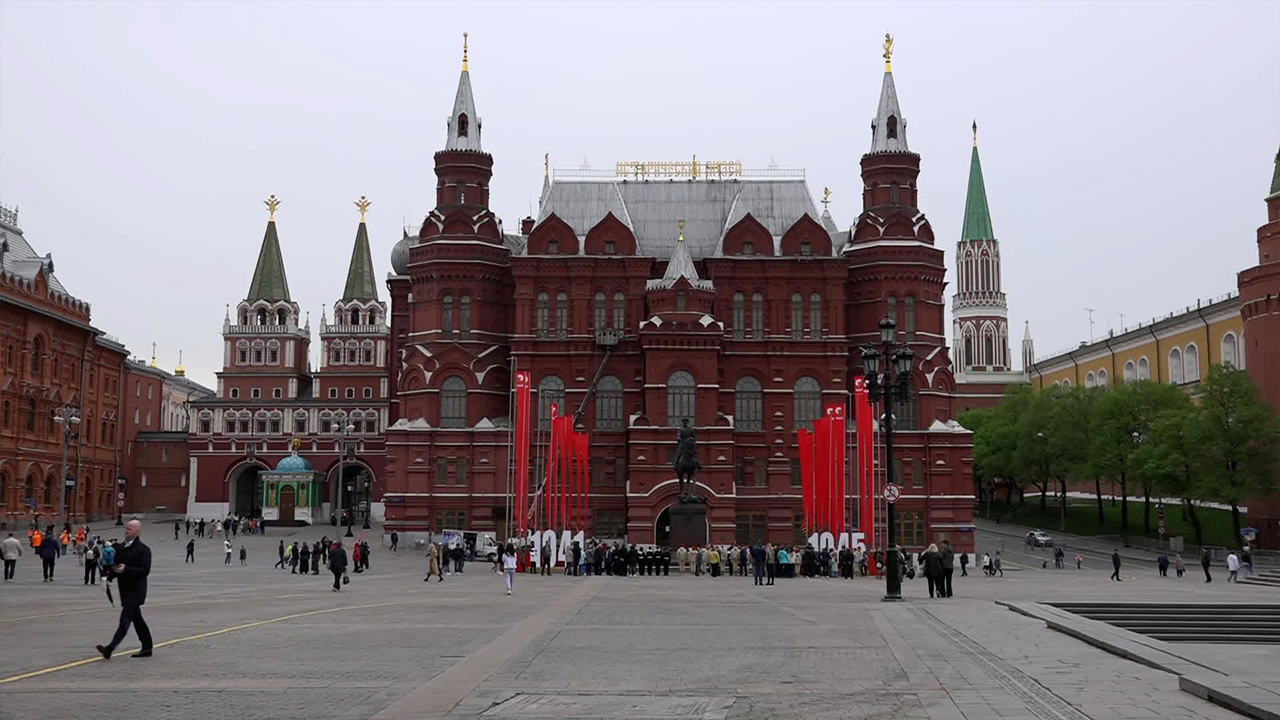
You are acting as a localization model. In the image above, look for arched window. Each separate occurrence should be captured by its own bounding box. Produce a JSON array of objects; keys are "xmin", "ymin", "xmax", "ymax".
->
[
  {"xmin": 794, "ymin": 377, "xmax": 821, "ymax": 431},
  {"xmin": 595, "ymin": 375, "xmax": 623, "ymax": 431},
  {"xmin": 904, "ymin": 297, "xmax": 916, "ymax": 341},
  {"xmin": 239, "ymin": 309, "xmax": 248, "ymax": 325},
  {"xmin": 790, "ymin": 293, "xmax": 803, "ymax": 339},
  {"xmin": 612, "ymin": 292, "xmax": 625, "ymax": 331},
  {"xmin": 1085, "ymin": 372, "xmax": 1096, "ymax": 389},
  {"xmin": 30, "ymin": 336, "xmax": 42, "ymax": 373},
  {"xmin": 1097, "ymin": 369, "xmax": 1108, "ymax": 387},
  {"xmin": 24, "ymin": 396, "xmax": 37, "ymax": 432},
  {"xmin": 369, "ymin": 310, "xmax": 379, "ymax": 326},
  {"xmin": 267, "ymin": 340, "xmax": 279, "ymax": 365},
  {"xmin": 751, "ymin": 292, "xmax": 764, "ymax": 338},
  {"xmin": 732, "ymin": 292, "xmax": 745, "ymax": 338},
  {"xmin": 1184, "ymin": 345, "xmax": 1199, "ymax": 383},
  {"xmin": 963, "ymin": 327, "xmax": 975, "ymax": 369},
  {"xmin": 440, "ymin": 377, "xmax": 467, "ymax": 428},
  {"xmin": 1062, "ymin": 379, "xmax": 1072, "ymax": 388},
  {"xmin": 735, "ymin": 376, "xmax": 763, "ymax": 431},
  {"xmin": 457, "ymin": 113, "xmax": 469, "ymax": 137},
  {"xmin": 1124, "ymin": 361, "xmax": 1136, "ymax": 383},
  {"xmin": 666, "ymin": 371, "xmax": 696, "ymax": 427},
  {"xmin": 536, "ymin": 292, "xmax": 549, "ymax": 337},
  {"xmin": 809, "ymin": 293, "xmax": 822, "ymax": 339},
  {"xmin": 555, "ymin": 292, "xmax": 569, "ymax": 337},
  {"xmin": 889, "ymin": 182, "xmax": 900, "ymax": 206},
  {"xmin": 981, "ymin": 253, "xmax": 991, "ymax": 291},
  {"xmin": 887, "ymin": 296, "xmax": 898, "ymax": 330},
  {"xmin": 982, "ymin": 328, "xmax": 995, "ymax": 366},
  {"xmin": 330, "ymin": 342, "xmax": 342, "ymax": 365},
  {"xmin": 277, "ymin": 309, "xmax": 288, "ymax": 325},
  {"xmin": 346, "ymin": 340, "xmax": 358, "ymax": 364},
  {"xmin": 441, "ymin": 295, "xmax": 454, "ymax": 339},
  {"xmin": 1169, "ymin": 348, "xmax": 1183, "ymax": 385},
  {"xmin": 594, "ymin": 292, "xmax": 607, "ymax": 331},
  {"xmin": 256, "ymin": 309, "xmax": 268, "ymax": 325},
  {"xmin": 1221, "ymin": 333, "xmax": 1239, "ymax": 369},
  {"xmin": 459, "ymin": 295, "xmax": 471, "ymax": 339},
  {"xmin": 1138, "ymin": 357, "xmax": 1150, "ymax": 381},
  {"xmin": 538, "ymin": 375, "xmax": 565, "ymax": 430},
  {"xmin": 886, "ymin": 115, "xmax": 898, "ymax": 140},
  {"xmin": 361, "ymin": 340, "xmax": 374, "ymax": 364}
]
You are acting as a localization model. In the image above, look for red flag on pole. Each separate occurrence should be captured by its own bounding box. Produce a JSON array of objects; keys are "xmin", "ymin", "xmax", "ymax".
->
[
  {"xmin": 855, "ymin": 377, "xmax": 873, "ymax": 548},
  {"xmin": 814, "ymin": 414, "xmax": 830, "ymax": 533},
  {"xmin": 832, "ymin": 404, "xmax": 847, "ymax": 539},
  {"xmin": 546, "ymin": 403, "xmax": 559, "ymax": 530},
  {"xmin": 558, "ymin": 415, "xmax": 571, "ymax": 532},
  {"xmin": 798, "ymin": 428, "xmax": 814, "ymax": 534},
  {"xmin": 515, "ymin": 372, "xmax": 531, "ymax": 534}
]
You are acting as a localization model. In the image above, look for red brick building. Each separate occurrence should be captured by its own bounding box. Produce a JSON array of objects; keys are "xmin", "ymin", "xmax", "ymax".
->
[
  {"xmin": 185, "ymin": 200, "xmax": 389, "ymax": 523},
  {"xmin": 382, "ymin": 46, "xmax": 977, "ymax": 552},
  {"xmin": 1, "ymin": 204, "xmax": 130, "ymax": 527}
]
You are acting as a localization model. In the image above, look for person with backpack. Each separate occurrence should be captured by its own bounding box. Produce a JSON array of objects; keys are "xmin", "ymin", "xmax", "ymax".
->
[
  {"xmin": 83, "ymin": 540, "xmax": 100, "ymax": 585},
  {"xmin": 329, "ymin": 539, "xmax": 348, "ymax": 592},
  {"xmin": 185, "ymin": 538, "xmax": 196, "ymax": 563}
]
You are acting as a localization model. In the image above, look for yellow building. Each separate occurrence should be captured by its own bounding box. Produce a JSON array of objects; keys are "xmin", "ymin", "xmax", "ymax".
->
[{"xmin": 1029, "ymin": 293, "xmax": 1244, "ymax": 390}]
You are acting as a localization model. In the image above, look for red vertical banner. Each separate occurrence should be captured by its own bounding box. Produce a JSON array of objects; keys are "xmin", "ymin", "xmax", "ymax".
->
[
  {"xmin": 855, "ymin": 377, "xmax": 873, "ymax": 548},
  {"xmin": 798, "ymin": 429, "xmax": 814, "ymax": 534},
  {"xmin": 546, "ymin": 403, "xmax": 560, "ymax": 530},
  {"xmin": 578, "ymin": 432, "xmax": 590, "ymax": 531},
  {"xmin": 515, "ymin": 372, "xmax": 532, "ymax": 533},
  {"xmin": 813, "ymin": 414, "xmax": 830, "ymax": 533},
  {"xmin": 558, "ymin": 415, "xmax": 570, "ymax": 532},
  {"xmin": 832, "ymin": 404, "xmax": 847, "ymax": 539}
]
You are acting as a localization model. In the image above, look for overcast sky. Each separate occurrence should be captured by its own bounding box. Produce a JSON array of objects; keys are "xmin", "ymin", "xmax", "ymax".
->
[{"xmin": 3, "ymin": 1, "xmax": 1277, "ymax": 389}]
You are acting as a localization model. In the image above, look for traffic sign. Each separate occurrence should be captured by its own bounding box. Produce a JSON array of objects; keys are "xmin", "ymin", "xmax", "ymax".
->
[
  {"xmin": 117, "ymin": 492, "xmax": 126, "ymax": 500},
  {"xmin": 116, "ymin": 499, "xmax": 125, "ymax": 508},
  {"xmin": 882, "ymin": 484, "xmax": 901, "ymax": 503}
]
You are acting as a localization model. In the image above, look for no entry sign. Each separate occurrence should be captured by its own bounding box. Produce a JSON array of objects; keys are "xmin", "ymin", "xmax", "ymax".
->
[{"xmin": 882, "ymin": 484, "xmax": 901, "ymax": 503}]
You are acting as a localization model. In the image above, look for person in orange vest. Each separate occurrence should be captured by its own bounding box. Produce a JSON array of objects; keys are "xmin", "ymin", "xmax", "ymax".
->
[
  {"xmin": 60, "ymin": 530, "xmax": 72, "ymax": 557},
  {"xmin": 31, "ymin": 528, "xmax": 42, "ymax": 551}
]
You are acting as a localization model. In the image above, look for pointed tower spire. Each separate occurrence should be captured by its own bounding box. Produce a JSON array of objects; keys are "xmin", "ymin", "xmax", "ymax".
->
[
  {"xmin": 343, "ymin": 196, "xmax": 380, "ymax": 301},
  {"xmin": 1269, "ymin": 147, "xmax": 1280, "ymax": 199},
  {"xmin": 870, "ymin": 34, "xmax": 909, "ymax": 154},
  {"xmin": 1022, "ymin": 321, "xmax": 1035, "ymax": 373},
  {"xmin": 961, "ymin": 126, "xmax": 995, "ymax": 241},
  {"xmin": 247, "ymin": 195, "xmax": 292, "ymax": 301},
  {"xmin": 445, "ymin": 32, "xmax": 482, "ymax": 152}
]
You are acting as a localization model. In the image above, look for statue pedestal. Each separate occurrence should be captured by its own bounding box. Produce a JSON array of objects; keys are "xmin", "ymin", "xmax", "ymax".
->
[{"xmin": 669, "ymin": 497, "xmax": 708, "ymax": 548}]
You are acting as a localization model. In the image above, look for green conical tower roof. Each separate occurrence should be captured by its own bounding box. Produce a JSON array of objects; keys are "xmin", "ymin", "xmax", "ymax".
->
[
  {"xmin": 961, "ymin": 127, "xmax": 995, "ymax": 241},
  {"xmin": 342, "ymin": 219, "xmax": 379, "ymax": 301},
  {"xmin": 1268, "ymin": 147, "xmax": 1280, "ymax": 199},
  {"xmin": 246, "ymin": 217, "xmax": 291, "ymax": 302}
]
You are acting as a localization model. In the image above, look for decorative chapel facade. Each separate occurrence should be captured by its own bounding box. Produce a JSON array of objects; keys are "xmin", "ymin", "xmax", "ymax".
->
[{"xmin": 382, "ymin": 43, "xmax": 976, "ymax": 551}]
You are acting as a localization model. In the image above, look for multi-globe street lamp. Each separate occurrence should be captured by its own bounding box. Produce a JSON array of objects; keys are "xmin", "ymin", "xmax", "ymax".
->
[
  {"xmin": 53, "ymin": 407, "xmax": 80, "ymax": 525},
  {"xmin": 337, "ymin": 420, "xmax": 356, "ymax": 538},
  {"xmin": 860, "ymin": 315, "xmax": 914, "ymax": 602}
]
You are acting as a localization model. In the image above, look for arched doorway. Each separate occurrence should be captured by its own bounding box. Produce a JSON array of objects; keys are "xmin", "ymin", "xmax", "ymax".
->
[
  {"xmin": 328, "ymin": 464, "xmax": 367, "ymax": 518},
  {"xmin": 232, "ymin": 465, "xmax": 264, "ymax": 517},
  {"xmin": 656, "ymin": 503, "xmax": 707, "ymax": 548},
  {"xmin": 655, "ymin": 506, "xmax": 672, "ymax": 547},
  {"xmin": 278, "ymin": 485, "xmax": 297, "ymax": 523}
]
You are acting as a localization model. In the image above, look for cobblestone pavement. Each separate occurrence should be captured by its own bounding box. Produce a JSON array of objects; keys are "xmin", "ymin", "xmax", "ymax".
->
[{"xmin": 0, "ymin": 523, "xmax": 1271, "ymax": 720}]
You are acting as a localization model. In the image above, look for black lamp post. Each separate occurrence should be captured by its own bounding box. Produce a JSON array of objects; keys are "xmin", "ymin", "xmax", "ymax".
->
[
  {"xmin": 53, "ymin": 407, "xmax": 80, "ymax": 524},
  {"xmin": 116, "ymin": 476, "xmax": 127, "ymax": 525},
  {"xmin": 361, "ymin": 472, "xmax": 371, "ymax": 530},
  {"xmin": 861, "ymin": 315, "xmax": 914, "ymax": 602}
]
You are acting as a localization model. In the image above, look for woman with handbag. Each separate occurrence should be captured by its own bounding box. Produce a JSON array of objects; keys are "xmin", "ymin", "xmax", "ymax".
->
[{"xmin": 329, "ymin": 539, "xmax": 348, "ymax": 592}]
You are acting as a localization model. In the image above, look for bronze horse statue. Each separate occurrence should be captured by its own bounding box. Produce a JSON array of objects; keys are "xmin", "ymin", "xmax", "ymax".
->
[{"xmin": 673, "ymin": 421, "xmax": 701, "ymax": 499}]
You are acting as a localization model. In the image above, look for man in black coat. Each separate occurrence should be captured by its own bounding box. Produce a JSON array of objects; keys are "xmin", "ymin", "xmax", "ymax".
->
[
  {"xmin": 96, "ymin": 520, "xmax": 153, "ymax": 659},
  {"xmin": 38, "ymin": 532, "xmax": 59, "ymax": 581},
  {"xmin": 329, "ymin": 539, "xmax": 349, "ymax": 591}
]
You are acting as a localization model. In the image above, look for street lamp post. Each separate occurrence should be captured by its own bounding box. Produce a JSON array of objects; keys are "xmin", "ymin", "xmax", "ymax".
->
[
  {"xmin": 116, "ymin": 476, "xmax": 127, "ymax": 525},
  {"xmin": 53, "ymin": 407, "xmax": 80, "ymax": 525},
  {"xmin": 339, "ymin": 421, "xmax": 356, "ymax": 538},
  {"xmin": 861, "ymin": 315, "xmax": 914, "ymax": 603},
  {"xmin": 361, "ymin": 472, "xmax": 372, "ymax": 530}
]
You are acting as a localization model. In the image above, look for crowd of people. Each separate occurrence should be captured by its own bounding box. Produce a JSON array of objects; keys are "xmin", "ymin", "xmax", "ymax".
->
[
  {"xmin": 177, "ymin": 515, "xmax": 264, "ymax": 540},
  {"xmin": 0, "ymin": 522, "xmax": 130, "ymax": 584}
]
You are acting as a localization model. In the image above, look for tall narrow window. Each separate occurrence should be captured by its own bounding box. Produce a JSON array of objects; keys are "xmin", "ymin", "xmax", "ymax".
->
[
  {"xmin": 536, "ymin": 292, "xmax": 549, "ymax": 337},
  {"xmin": 613, "ymin": 292, "xmax": 625, "ymax": 331},
  {"xmin": 676, "ymin": 292, "xmax": 686, "ymax": 312},
  {"xmin": 556, "ymin": 292, "xmax": 568, "ymax": 337},
  {"xmin": 732, "ymin": 292, "xmax": 745, "ymax": 338},
  {"xmin": 440, "ymin": 377, "xmax": 467, "ymax": 428},
  {"xmin": 889, "ymin": 183, "xmax": 900, "ymax": 206},
  {"xmin": 790, "ymin": 293, "xmax": 803, "ymax": 339},
  {"xmin": 1138, "ymin": 357, "xmax": 1150, "ymax": 380},
  {"xmin": 455, "ymin": 458, "xmax": 468, "ymax": 486},
  {"xmin": 437, "ymin": 458, "xmax": 449, "ymax": 486},
  {"xmin": 886, "ymin": 115, "xmax": 898, "ymax": 139},
  {"xmin": 894, "ymin": 387, "xmax": 918, "ymax": 430},
  {"xmin": 457, "ymin": 113, "xmax": 469, "ymax": 137},
  {"xmin": 594, "ymin": 292, "xmax": 606, "ymax": 331},
  {"xmin": 734, "ymin": 376, "xmax": 763, "ymax": 431},
  {"xmin": 1168, "ymin": 348, "xmax": 1182, "ymax": 385},
  {"xmin": 794, "ymin": 377, "xmax": 821, "ymax": 430},
  {"xmin": 30, "ymin": 336, "xmax": 42, "ymax": 373},
  {"xmin": 751, "ymin": 292, "xmax": 764, "ymax": 338},
  {"xmin": 1221, "ymin": 333, "xmax": 1239, "ymax": 369},
  {"xmin": 1124, "ymin": 361, "xmax": 1136, "ymax": 383},
  {"xmin": 666, "ymin": 371, "xmax": 696, "ymax": 427},
  {"xmin": 1183, "ymin": 345, "xmax": 1199, "ymax": 383},
  {"xmin": 595, "ymin": 375, "xmax": 622, "ymax": 430},
  {"xmin": 809, "ymin": 293, "xmax": 822, "ymax": 339},
  {"xmin": 459, "ymin": 295, "xmax": 471, "ymax": 339},
  {"xmin": 442, "ymin": 295, "xmax": 454, "ymax": 339},
  {"xmin": 538, "ymin": 375, "xmax": 565, "ymax": 430},
  {"xmin": 904, "ymin": 296, "xmax": 916, "ymax": 341}
]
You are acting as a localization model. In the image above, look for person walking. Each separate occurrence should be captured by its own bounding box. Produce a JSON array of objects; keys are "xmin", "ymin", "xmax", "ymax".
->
[
  {"xmin": 95, "ymin": 520, "xmax": 154, "ymax": 659},
  {"xmin": 84, "ymin": 540, "xmax": 100, "ymax": 585},
  {"xmin": 390, "ymin": 531, "xmax": 399, "ymax": 553},
  {"xmin": 2, "ymin": 532, "xmax": 22, "ymax": 581},
  {"xmin": 239, "ymin": 545, "xmax": 247, "ymax": 566},
  {"xmin": 1110, "ymin": 549, "xmax": 1123, "ymax": 582},
  {"xmin": 185, "ymin": 518, "xmax": 191, "ymax": 536},
  {"xmin": 1174, "ymin": 554, "xmax": 1185, "ymax": 578},
  {"xmin": 502, "ymin": 543, "xmax": 517, "ymax": 595},
  {"xmin": 299, "ymin": 542, "xmax": 311, "ymax": 575},
  {"xmin": 224, "ymin": 539, "xmax": 233, "ymax": 565},
  {"xmin": 921, "ymin": 543, "xmax": 943, "ymax": 598},
  {"xmin": 959, "ymin": 550, "xmax": 969, "ymax": 577},
  {"xmin": 1241, "ymin": 546, "xmax": 1254, "ymax": 578},
  {"xmin": 981, "ymin": 552, "xmax": 992, "ymax": 576},
  {"xmin": 1076, "ymin": 554, "xmax": 1083, "ymax": 570},
  {"xmin": 1201, "ymin": 547, "xmax": 1213, "ymax": 583},
  {"xmin": 766, "ymin": 543, "xmax": 777, "ymax": 586},
  {"xmin": 939, "ymin": 540, "xmax": 956, "ymax": 598},
  {"xmin": 185, "ymin": 538, "xmax": 196, "ymax": 564},
  {"xmin": 329, "ymin": 539, "xmax": 348, "ymax": 592},
  {"xmin": 275, "ymin": 540, "xmax": 286, "ymax": 570},
  {"xmin": 39, "ymin": 530, "xmax": 59, "ymax": 581},
  {"xmin": 311, "ymin": 542, "xmax": 321, "ymax": 574},
  {"xmin": 360, "ymin": 540, "xmax": 371, "ymax": 572},
  {"xmin": 1226, "ymin": 551, "xmax": 1239, "ymax": 583},
  {"xmin": 1158, "ymin": 553, "xmax": 1169, "ymax": 577},
  {"xmin": 993, "ymin": 551, "xmax": 1004, "ymax": 577},
  {"xmin": 540, "ymin": 541, "xmax": 551, "ymax": 576},
  {"xmin": 425, "ymin": 542, "xmax": 444, "ymax": 582}
]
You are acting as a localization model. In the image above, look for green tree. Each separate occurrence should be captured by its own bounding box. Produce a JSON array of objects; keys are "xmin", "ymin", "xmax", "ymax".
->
[
  {"xmin": 1092, "ymin": 381, "xmax": 1188, "ymax": 538},
  {"xmin": 1136, "ymin": 405, "xmax": 1207, "ymax": 547},
  {"xmin": 1049, "ymin": 386, "xmax": 1102, "ymax": 525},
  {"xmin": 1193, "ymin": 366, "xmax": 1280, "ymax": 548}
]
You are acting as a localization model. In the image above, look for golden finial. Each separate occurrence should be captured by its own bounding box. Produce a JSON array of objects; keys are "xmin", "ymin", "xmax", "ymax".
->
[
  {"xmin": 462, "ymin": 32, "xmax": 469, "ymax": 71},
  {"xmin": 972, "ymin": 120, "xmax": 978, "ymax": 147},
  {"xmin": 264, "ymin": 194, "xmax": 280, "ymax": 221},
  {"xmin": 544, "ymin": 153, "xmax": 549, "ymax": 177},
  {"xmin": 822, "ymin": 187, "xmax": 832, "ymax": 212},
  {"xmin": 677, "ymin": 219, "xmax": 685, "ymax": 243},
  {"xmin": 354, "ymin": 195, "xmax": 372, "ymax": 223},
  {"xmin": 692, "ymin": 154, "xmax": 698, "ymax": 180},
  {"xmin": 290, "ymin": 436, "xmax": 301, "ymax": 453},
  {"xmin": 150, "ymin": 342, "xmax": 158, "ymax": 368},
  {"xmin": 882, "ymin": 33, "xmax": 894, "ymax": 72},
  {"xmin": 175, "ymin": 350, "xmax": 185, "ymax": 377}
]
